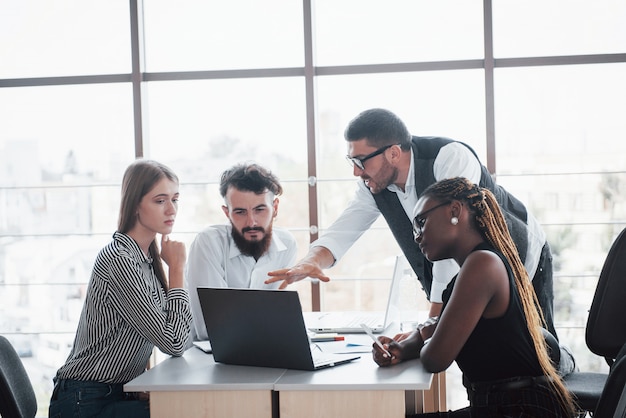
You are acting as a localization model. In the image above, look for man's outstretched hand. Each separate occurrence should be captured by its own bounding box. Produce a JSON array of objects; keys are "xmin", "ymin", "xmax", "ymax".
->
[
  {"xmin": 265, "ymin": 247, "xmax": 334, "ymax": 289},
  {"xmin": 265, "ymin": 261, "xmax": 331, "ymax": 289}
]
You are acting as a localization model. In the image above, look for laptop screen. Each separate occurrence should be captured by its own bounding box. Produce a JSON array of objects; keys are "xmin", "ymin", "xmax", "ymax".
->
[{"xmin": 196, "ymin": 287, "xmax": 359, "ymax": 370}]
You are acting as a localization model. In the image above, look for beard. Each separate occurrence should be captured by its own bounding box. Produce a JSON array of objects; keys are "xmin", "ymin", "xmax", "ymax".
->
[
  {"xmin": 231, "ymin": 223, "xmax": 273, "ymax": 260},
  {"xmin": 365, "ymin": 163, "xmax": 398, "ymax": 195}
]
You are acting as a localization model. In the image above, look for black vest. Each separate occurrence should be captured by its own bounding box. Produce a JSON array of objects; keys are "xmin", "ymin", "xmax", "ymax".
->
[{"xmin": 373, "ymin": 136, "xmax": 529, "ymax": 298}]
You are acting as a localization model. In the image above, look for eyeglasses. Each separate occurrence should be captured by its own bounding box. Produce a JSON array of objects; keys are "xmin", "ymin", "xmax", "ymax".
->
[
  {"xmin": 346, "ymin": 144, "xmax": 398, "ymax": 170},
  {"xmin": 412, "ymin": 201, "xmax": 450, "ymax": 239}
]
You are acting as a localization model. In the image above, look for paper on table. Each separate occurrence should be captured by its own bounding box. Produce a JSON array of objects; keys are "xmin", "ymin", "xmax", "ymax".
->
[{"xmin": 312, "ymin": 340, "xmax": 372, "ymax": 354}]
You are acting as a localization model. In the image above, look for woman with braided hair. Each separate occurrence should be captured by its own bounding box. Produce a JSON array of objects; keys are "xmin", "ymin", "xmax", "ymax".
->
[{"xmin": 371, "ymin": 177, "xmax": 576, "ymax": 417}]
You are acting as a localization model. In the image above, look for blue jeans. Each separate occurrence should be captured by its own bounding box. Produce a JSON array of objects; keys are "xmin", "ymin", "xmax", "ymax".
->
[{"xmin": 48, "ymin": 378, "xmax": 149, "ymax": 418}]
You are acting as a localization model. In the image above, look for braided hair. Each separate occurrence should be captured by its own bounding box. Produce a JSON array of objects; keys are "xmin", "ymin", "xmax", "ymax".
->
[{"xmin": 421, "ymin": 177, "xmax": 575, "ymax": 416}]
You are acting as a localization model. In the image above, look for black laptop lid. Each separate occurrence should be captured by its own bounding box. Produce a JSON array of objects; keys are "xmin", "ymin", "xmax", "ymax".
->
[{"xmin": 197, "ymin": 287, "xmax": 317, "ymax": 370}]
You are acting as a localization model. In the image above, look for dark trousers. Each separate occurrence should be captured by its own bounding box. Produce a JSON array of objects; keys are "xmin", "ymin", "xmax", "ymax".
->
[
  {"xmin": 533, "ymin": 242, "xmax": 577, "ymax": 376},
  {"xmin": 48, "ymin": 378, "xmax": 149, "ymax": 418},
  {"xmin": 408, "ymin": 376, "xmax": 570, "ymax": 418},
  {"xmin": 533, "ymin": 242, "xmax": 557, "ymax": 340}
]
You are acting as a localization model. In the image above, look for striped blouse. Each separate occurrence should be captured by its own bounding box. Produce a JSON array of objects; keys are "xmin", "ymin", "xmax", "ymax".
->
[{"xmin": 55, "ymin": 232, "xmax": 192, "ymax": 384}]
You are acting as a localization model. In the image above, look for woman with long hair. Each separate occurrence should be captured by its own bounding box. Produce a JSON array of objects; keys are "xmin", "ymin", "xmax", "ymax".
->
[
  {"xmin": 49, "ymin": 159, "xmax": 192, "ymax": 417},
  {"xmin": 372, "ymin": 177, "xmax": 575, "ymax": 417}
]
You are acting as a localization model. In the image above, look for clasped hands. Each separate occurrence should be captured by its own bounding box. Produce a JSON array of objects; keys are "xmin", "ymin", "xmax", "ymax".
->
[{"xmin": 372, "ymin": 319, "xmax": 437, "ymax": 367}]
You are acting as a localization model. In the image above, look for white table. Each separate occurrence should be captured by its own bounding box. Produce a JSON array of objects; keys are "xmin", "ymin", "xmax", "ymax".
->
[
  {"xmin": 275, "ymin": 356, "xmax": 439, "ymax": 417},
  {"xmin": 125, "ymin": 340, "xmax": 445, "ymax": 418},
  {"xmin": 125, "ymin": 348, "xmax": 283, "ymax": 418}
]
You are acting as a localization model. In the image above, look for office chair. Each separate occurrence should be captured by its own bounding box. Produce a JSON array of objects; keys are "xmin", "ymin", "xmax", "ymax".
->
[
  {"xmin": 593, "ymin": 343, "xmax": 626, "ymax": 418},
  {"xmin": 0, "ymin": 335, "xmax": 38, "ymax": 418},
  {"xmin": 563, "ymin": 227, "xmax": 626, "ymax": 416}
]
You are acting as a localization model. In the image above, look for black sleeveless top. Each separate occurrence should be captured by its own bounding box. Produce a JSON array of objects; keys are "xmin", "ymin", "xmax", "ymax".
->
[{"xmin": 441, "ymin": 243, "xmax": 543, "ymax": 384}]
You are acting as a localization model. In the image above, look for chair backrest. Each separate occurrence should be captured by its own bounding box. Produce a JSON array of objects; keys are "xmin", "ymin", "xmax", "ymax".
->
[
  {"xmin": 586, "ymin": 227, "xmax": 626, "ymax": 362},
  {"xmin": 594, "ymin": 343, "xmax": 626, "ymax": 418},
  {"xmin": 0, "ymin": 335, "xmax": 38, "ymax": 418}
]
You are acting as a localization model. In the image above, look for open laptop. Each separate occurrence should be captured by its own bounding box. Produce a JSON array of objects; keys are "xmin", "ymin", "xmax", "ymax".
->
[
  {"xmin": 196, "ymin": 287, "xmax": 361, "ymax": 371},
  {"xmin": 304, "ymin": 255, "xmax": 411, "ymax": 334}
]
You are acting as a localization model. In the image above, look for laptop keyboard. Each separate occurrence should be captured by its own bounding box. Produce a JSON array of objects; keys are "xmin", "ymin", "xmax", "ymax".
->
[{"xmin": 343, "ymin": 314, "xmax": 381, "ymax": 328}]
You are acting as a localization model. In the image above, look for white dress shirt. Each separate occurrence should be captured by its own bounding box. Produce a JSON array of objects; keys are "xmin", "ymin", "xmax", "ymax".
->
[
  {"xmin": 185, "ymin": 224, "xmax": 298, "ymax": 340},
  {"xmin": 313, "ymin": 142, "xmax": 545, "ymax": 303}
]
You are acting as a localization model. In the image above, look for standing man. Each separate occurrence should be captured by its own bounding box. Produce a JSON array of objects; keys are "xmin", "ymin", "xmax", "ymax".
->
[
  {"xmin": 187, "ymin": 162, "xmax": 297, "ymax": 340},
  {"xmin": 267, "ymin": 108, "xmax": 574, "ymax": 374}
]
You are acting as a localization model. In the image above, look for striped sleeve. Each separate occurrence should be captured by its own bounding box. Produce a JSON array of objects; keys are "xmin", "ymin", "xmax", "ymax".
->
[{"xmin": 106, "ymin": 254, "xmax": 192, "ymax": 356}]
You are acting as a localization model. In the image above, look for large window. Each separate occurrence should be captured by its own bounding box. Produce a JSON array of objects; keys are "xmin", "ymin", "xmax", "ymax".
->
[
  {"xmin": 143, "ymin": 0, "xmax": 304, "ymax": 71},
  {"xmin": 1, "ymin": 1, "xmax": 625, "ymax": 415}
]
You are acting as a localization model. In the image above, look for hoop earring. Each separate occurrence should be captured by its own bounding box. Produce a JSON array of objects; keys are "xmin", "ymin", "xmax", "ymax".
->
[{"xmin": 451, "ymin": 217, "xmax": 459, "ymax": 225}]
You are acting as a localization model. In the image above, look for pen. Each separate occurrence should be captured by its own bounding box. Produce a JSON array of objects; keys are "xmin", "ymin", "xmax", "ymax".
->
[{"xmin": 360, "ymin": 323, "xmax": 392, "ymax": 357}]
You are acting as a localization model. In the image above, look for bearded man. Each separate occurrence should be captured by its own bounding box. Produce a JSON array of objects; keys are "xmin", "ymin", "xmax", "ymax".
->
[{"xmin": 186, "ymin": 162, "xmax": 297, "ymax": 340}]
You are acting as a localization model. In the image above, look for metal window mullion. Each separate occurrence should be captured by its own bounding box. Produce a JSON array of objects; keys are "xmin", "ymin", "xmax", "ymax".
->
[
  {"xmin": 129, "ymin": 0, "xmax": 145, "ymax": 158},
  {"xmin": 483, "ymin": 0, "xmax": 496, "ymax": 175},
  {"xmin": 303, "ymin": 0, "xmax": 321, "ymax": 311}
]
